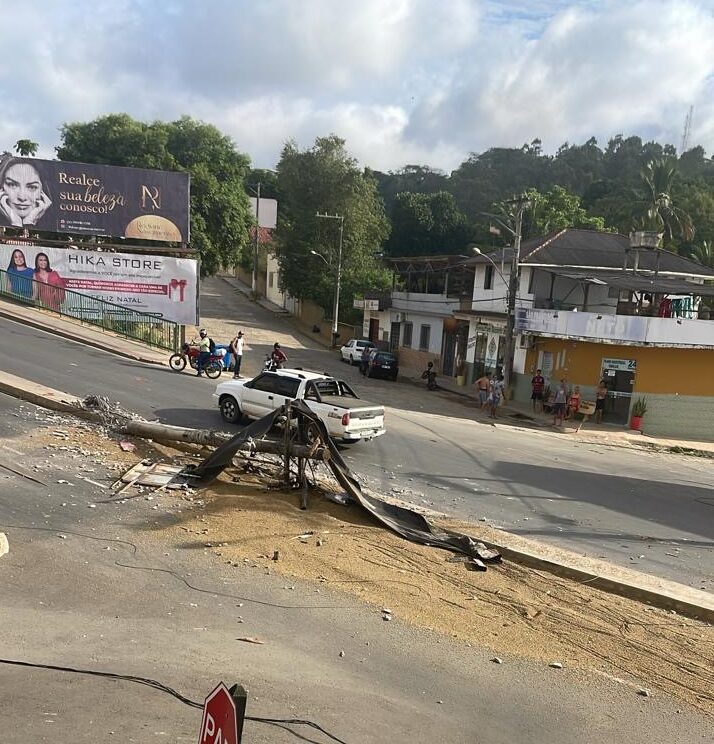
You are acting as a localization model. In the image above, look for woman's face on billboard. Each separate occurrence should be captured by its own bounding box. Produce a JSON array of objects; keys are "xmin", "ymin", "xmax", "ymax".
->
[{"xmin": 2, "ymin": 163, "xmax": 42, "ymax": 218}]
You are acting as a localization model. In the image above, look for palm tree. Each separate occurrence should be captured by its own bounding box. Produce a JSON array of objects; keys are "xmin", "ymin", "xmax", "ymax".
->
[
  {"xmin": 14, "ymin": 139, "xmax": 38, "ymax": 157},
  {"xmin": 691, "ymin": 240, "xmax": 714, "ymax": 268},
  {"xmin": 636, "ymin": 158, "xmax": 694, "ymax": 247}
]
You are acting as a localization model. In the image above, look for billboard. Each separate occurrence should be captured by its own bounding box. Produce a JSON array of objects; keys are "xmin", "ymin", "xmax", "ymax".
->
[
  {"xmin": 0, "ymin": 156, "xmax": 190, "ymax": 242},
  {"xmin": 2, "ymin": 244, "xmax": 198, "ymax": 325}
]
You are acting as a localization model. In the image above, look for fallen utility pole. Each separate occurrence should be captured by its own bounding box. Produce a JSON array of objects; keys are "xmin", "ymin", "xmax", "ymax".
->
[{"xmin": 120, "ymin": 420, "xmax": 330, "ymax": 460}]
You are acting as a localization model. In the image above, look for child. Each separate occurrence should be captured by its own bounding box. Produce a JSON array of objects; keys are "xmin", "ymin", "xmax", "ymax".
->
[{"xmin": 567, "ymin": 386, "xmax": 582, "ymax": 420}]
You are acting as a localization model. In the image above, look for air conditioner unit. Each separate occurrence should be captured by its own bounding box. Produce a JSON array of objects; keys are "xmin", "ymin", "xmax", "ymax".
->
[{"xmin": 519, "ymin": 334, "xmax": 536, "ymax": 349}]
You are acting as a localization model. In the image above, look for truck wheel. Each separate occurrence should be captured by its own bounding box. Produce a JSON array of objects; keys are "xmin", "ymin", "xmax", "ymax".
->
[{"xmin": 220, "ymin": 395, "xmax": 242, "ymax": 424}]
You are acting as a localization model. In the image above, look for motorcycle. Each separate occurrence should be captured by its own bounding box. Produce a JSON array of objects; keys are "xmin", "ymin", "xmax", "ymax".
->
[
  {"xmin": 169, "ymin": 342, "xmax": 223, "ymax": 379},
  {"xmin": 263, "ymin": 355, "xmax": 283, "ymax": 372}
]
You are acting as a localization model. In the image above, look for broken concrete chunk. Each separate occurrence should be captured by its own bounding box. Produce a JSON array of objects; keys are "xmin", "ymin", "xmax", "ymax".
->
[{"xmin": 0, "ymin": 532, "xmax": 8, "ymax": 558}]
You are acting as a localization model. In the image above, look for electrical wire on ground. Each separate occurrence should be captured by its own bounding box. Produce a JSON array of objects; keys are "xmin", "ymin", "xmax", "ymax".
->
[
  {"xmin": 0, "ymin": 659, "xmax": 348, "ymax": 744},
  {"xmin": 3, "ymin": 524, "xmax": 352, "ymax": 611}
]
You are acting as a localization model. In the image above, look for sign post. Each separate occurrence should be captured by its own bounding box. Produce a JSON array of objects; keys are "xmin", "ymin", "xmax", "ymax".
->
[{"xmin": 197, "ymin": 682, "xmax": 247, "ymax": 744}]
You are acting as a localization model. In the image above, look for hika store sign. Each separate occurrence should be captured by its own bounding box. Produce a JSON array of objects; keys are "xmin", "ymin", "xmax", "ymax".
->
[
  {"xmin": 2, "ymin": 244, "xmax": 198, "ymax": 325},
  {"xmin": 0, "ymin": 155, "xmax": 190, "ymax": 242}
]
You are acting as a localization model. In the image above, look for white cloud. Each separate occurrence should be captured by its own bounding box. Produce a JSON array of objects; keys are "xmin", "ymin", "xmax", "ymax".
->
[{"xmin": 1, "ymin": 0, "xmax": 713, "ymax": 171}]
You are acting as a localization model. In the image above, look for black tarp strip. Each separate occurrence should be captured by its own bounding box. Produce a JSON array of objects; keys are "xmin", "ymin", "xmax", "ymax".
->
[{"xmin": 183, "ymin": 401, "xmax": 500, "ymax": 564}]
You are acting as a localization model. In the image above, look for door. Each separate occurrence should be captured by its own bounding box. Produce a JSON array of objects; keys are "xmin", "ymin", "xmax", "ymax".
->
[
  {"xmin": 389, "ymin": 322, "xmax": 400, "ymax": 353},
  {"xmin": 240, "ymin": 373, "xmax": 280, "ymax": 417},
  {"xmin": 601, "ymin": 359, "xmax": 636, "ymax": 424},
  {"xmin": 369, "ymin": 318, "xmax": 380, "ymax": 342}
]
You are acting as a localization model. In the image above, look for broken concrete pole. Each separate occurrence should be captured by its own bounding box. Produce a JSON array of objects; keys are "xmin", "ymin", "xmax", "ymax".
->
[{"xmin": 120, "ymin": 420, "xmax": 330, "ymax": 460}]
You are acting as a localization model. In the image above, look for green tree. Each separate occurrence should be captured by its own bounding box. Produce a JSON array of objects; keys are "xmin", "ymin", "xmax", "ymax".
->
[
  {"xmin": 386, "ymin": 191, "xmax": 470, "ymax": 256},
  {"xmin": 14, "ymin": 139, "xmax": 39, "ymax": 156},
  {"xmin": 273, "ymin": 135, "xmax": 390, "ymax": 317},
  {"xmin": 690, "ymin": 240, "xmax": 714, "ymax": 268},
  {"xmin": 524, "ymin": 185, "xmax": 607, "ymax": 238},
  {"xmin": 57, "ymin": 114, "xmax": 253, "ymax": 275}
]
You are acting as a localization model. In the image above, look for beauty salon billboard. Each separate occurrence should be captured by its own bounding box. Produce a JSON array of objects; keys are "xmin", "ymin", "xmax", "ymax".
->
[
  {"xmin": 2, "ymin": 244, "xmax": 198, "ymax": 325},
  {"xmin": 0, "ymin": 155, "xmax": 190, "ymax": 242}
]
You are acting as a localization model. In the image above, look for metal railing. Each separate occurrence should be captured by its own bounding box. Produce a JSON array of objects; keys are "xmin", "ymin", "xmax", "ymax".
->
[{"xmin": 0, "ymin": 268, "xmax": 180, "ymax": 351}]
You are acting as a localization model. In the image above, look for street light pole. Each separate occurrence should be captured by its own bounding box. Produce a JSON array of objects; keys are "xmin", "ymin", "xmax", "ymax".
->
[
  {"xmin": 252, "ymin": 181, "xmax": 261, "ymax": 296},
  {"xmin": 502, "ymin": 197, "xmax": 528, "ymax": 390},
  {"xmin": 315, "ymin": 212, "xmax": 344, "ymax": 347}
]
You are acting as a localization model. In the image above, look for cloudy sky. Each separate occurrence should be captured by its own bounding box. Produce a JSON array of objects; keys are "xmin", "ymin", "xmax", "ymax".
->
[{"xmin": 2, "ymin": 0, "xmax": 714, "ymax": 173}]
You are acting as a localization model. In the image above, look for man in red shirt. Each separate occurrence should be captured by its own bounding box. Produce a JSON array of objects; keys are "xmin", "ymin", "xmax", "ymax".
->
[{"xmin": 531, "ymin": 369, "xmax": 545, "ymax": 412}]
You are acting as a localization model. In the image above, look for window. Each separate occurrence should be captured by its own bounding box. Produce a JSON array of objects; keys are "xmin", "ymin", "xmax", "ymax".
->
[
  {"xmin": 268, "ymin": 272, "xmax": 274, "ymax": 288},
  {"xmin": 419, "ymin": 324, "xmax": 431, "ymax": 351},
  {"xmin": 527, "ymin": 268, "xmax": 535, "ymax": 294},
  {"xmin": 402, "ymin": 322, "xmax": 413, "ymax": 348},
  {"xmin": 484, "ymin": 265, "xmax": 494, "ymax": 290},
  {"xmin": 274, "ymin": 378, "xmax": 300, "ymax": 397},
  {"xmin": 249, "ymin": 373, "xmax": 279, "ymax": 393}
]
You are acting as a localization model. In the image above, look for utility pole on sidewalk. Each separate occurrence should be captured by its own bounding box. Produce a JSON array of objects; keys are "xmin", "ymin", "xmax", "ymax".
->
[
  {"xmin": 314, "ymin": 212, "xmax": 344, "ymax": 347},
  {"xmin": 502, "ymin": 196, "xmax": 529, "ymax": 390},
  {"xmin": 252, "ymin": 182, "xmax": 261, "ymax": 297}
]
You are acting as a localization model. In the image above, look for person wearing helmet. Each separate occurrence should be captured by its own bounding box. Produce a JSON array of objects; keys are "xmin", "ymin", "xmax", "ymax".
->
[
  {"xmin": 196, "ymin": 328, "xmax": 211, "ymax": 377},
  {"xmin": 271, "ymin": 342, "xmax": 287, "ymax": 369}
]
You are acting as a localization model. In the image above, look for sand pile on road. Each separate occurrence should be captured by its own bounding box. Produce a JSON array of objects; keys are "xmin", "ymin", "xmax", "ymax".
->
[{"xmin": 170, "ymin": 474, "xmax": 713, "ymax": 716}]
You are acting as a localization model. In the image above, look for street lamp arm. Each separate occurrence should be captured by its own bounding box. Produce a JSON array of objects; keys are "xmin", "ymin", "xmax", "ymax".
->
[
  {"xmin": 479, "ymin": 212, "xmax": 516, "ymax": 237},
  {"xmin": 472, "ymin": 248, "xmax": 508, "ymax": 286},
  {"xmin": 310, "ymin": 249, "xmax": 331, "ymax": 267}
]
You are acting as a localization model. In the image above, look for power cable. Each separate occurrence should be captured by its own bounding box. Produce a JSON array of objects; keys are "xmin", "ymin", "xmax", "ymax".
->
[{"xmin": 0, "ymin": 659, "xmax": 348, "ymax": 744}]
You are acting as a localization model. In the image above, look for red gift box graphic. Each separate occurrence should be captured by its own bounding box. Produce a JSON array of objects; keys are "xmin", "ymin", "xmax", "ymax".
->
[{"xmin": 168, "ymin": 278, "xmax": 188, "ymax": 302}]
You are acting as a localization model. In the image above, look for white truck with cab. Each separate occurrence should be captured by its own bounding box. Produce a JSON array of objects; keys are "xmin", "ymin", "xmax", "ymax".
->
[{"xmin": 214, "ymin": 368, "xmax": 386, "ymax": 443}]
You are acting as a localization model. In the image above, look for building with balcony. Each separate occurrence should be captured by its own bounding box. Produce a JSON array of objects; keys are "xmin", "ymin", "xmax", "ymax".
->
[
  {"xmin": 357, "ymin": 256, "xmax": 474, "ymax": 379},
  {"xmin": 467, "ymin": 229, "xmax": 714, "ymax": 438}
]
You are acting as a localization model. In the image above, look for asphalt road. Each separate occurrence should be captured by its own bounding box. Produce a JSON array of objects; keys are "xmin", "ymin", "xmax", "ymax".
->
[
  {"xmin": 5, "ymin": 392, "xmax": 712, "ymax": 744},
  {"xmin": 2, "ymin": 393, "xmax": 712, "ymax": 743},
  {"xmin": 2, "ymin": 314, "xmax": 713, "ymax": 589}
]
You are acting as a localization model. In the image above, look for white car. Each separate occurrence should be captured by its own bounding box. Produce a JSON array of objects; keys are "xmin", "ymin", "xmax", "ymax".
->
[
  {"xmin": 340, "ymin": 338, "xmax": 375, "ymax": 365},
  {"xmin": 214, "ymin": 368, "xmax": 386, "ymax": 443}
]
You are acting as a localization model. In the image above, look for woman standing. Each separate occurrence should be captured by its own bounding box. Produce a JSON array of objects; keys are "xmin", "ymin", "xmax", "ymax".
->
[
  {"xmin": 33, "ymin": 252, "xmax": 65, "ymax": 312},
  {"xmin": 6, "ymin": 248, "xmax": 35, "ymax": 299}
]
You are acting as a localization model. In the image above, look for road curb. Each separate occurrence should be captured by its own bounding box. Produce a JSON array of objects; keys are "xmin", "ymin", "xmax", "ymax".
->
[
  {"xmin": 469, "ymin": 525, "xmax": 714, "ymax": 624},
  {"xmin": 0, "ymin": 306, "xmax": 166, "ymax": 366},
  {"xmin": 1, "ymin": 370, "xmax": 711, "ymax": 625}
]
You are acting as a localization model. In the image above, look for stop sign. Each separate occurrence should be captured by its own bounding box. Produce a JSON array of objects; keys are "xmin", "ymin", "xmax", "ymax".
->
[{"xmin": 198, "ymin": 683, "xmax": 239, "ymax": 744}]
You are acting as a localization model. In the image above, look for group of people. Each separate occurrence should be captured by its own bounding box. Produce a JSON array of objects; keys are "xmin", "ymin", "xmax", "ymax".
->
[
  {"xmin": 6, "ymin": 248, "xmax": 66, "ymax": 310},
  {"xmin": 473, "ymin": 372, "xmax": 507, "ymax": 419},
  {"xmin": 194, "ymin": 329, "xmax": 288, "ymax": 379},
  {"xmin": 530, "ymin": 369, "xmax": 609, "ymax": 426}
]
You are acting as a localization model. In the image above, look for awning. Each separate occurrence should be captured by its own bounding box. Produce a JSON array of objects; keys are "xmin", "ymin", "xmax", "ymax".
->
[{"xmin": 540, "ymin": 268, "xmax": 714, "ymax": 296}]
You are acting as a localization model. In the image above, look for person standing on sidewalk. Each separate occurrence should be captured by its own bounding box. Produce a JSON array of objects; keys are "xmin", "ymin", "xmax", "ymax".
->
[
  {"xmin": 595, "ymin": 379, "xmax": 608, "ymax": 423},
  {"xmin": 531, "ymin": 368, "xmax": 545, "ymax": 413},
  {"xmin": 196, "ymin": 328, "xmax": 211, "ymax": 377},
  {"xmin": 552, "ymin": 379, "xmax": 567, "ymax": 426},
  {"xmin": 487, "ymin": 374, "xmax": 505, "ymax": 419},
  {"xmin": 230, "ymin": 331, "xmax": 244, "ymax": 378},
  {"xmin": 474, "ymin": 373, "xmax": 490, "ymax": 409}
]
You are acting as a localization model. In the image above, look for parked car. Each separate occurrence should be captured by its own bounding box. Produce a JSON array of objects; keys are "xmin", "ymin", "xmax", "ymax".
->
[
  {"xmin": 340, "ymin": 338, "xmax": 375, "ymax": 365},
  {"xmin": 361, "ymin": 350, "xmax": 399, "ymax": 381},
  {"xmin": 214, "ymin": 368, "xmax": 386, "ymax": 442}
]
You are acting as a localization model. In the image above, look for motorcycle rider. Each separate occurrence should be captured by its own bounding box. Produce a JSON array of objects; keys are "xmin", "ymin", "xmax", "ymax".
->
[
  {"xmin": 271, "ymin": 342, "xmax": 288, "ymax": 369},
  {"xmin": 421, "ymin": 361, "xmax": 437, "ymax": 390},
  {"xmin": 196, "ymin": 328, "xmax": 211, "ymax": 377}
]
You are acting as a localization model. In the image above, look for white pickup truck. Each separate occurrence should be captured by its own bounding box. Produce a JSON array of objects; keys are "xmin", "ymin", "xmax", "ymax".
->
[{"xmin": 214, "ymin": 368, "xmax": 386, "ymax": 443}]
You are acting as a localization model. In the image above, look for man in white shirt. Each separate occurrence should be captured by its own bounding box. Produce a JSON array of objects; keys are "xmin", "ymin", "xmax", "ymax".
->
[{"xmin": 230, "ymin": 331, "xmax": 245, "ymax": 378}]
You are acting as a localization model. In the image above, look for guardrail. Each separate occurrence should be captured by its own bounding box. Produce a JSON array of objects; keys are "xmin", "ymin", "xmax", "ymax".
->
[{"xmin": 0, "ymin": 268, "xmax": 180, "ymax": 351}]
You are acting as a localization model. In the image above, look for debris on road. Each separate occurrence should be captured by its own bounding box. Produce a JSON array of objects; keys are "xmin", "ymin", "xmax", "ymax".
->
[
  {"xmin": 491, "ymin": 657, "xmax": 503, "ymax": 664},
  {"xmin": 549, "ymin": 662, "xmax": 563, "ymax": 669},
  {"xmin": 237, "ymin": 637, "xmax": 265, "ymax": 645},
  {"xmin": 119, "ymin": 440, "xmax": 136, "ymax": 452},
  {"xmin": 0, "ymin": 532, "xmax": 8, "ymax": 558}
]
